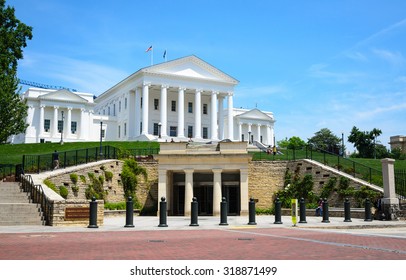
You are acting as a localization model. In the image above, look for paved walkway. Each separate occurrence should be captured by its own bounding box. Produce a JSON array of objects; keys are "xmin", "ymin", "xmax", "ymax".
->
[{"xmin": 1, "ymin": 215, "xmax": 406, "ymax": 260}]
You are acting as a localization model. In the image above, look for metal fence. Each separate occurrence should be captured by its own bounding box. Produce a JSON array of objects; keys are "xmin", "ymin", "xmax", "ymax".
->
[
  {"xmin": 0, "ymin": 164, "xmax": 16, "ymax": 180},
  {"xmin": 252, "ymin": 146, "xmax": 406, "ymax": 200}
]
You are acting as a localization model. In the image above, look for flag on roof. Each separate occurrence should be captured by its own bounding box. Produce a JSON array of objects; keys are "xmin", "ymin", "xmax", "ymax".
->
[
  {"xmin": 163, "ymin": 50, "xmax": 166, "ymax": 59},
  {"xmin": 145, "ymin": 45, "xmax": 152, "ymax": 52}
]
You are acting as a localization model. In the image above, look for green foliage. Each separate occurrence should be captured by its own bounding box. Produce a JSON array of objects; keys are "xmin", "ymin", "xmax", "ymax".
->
[
  {"xmin": 320, "ymin": 177, "xmax": 337, "ymax": 199},
  {"xmin": 104, "ymin": 170, "xmax": 113, "ymax": 181},
  {"xmin": 43, "ymin": 179, "xmax": 58, "ymax": 193},
  {"xmin": 354, "ymin": 186, "xmax": 380, "ymax": 207},
  {"xmin": 256, "ymin": 207, "xmax": 274, "ymax": 215},
  {"xmin": 104, "ymin": 202, "xmax": 127, "ymax": 210},
  {"xmin": 71, "ymin": 185, "xmax": 79, "ymax": 193},
  {"xmin": 308, "ymin": 128, "xmax": 341, "ymax": 153},
  {"xmin": 0, "ymin": 0, "xmax": 32, "ymax": 143},
  {"xmin": 59, "ymin": 186, "xmax": 68, "ymax": 199},
  {"xmin": 117, "ymin": 148, "xmax": 132, "ymax": 159},
  {"xmin": 85, "ymin": 172, "xmax": 105, "ymax": 200},
  {"xmin": 69, "ymin": 173, "xmax": 78, "ymax": 185},
  {"xmin": 348, "ymin": 126, "xmax": 382, "ymax": 158},
  {"xmin": 278, "ymin": 136, "xmax": 306, "ymax": 149},
  {"xmin": 336, "ymin": 177, "xmax": 355, "ymax": 198},
  {"xmin": 121, "ymin": 158, "xmax": 147, "ymax": 199},
  {"xmin": 390, "ymin": 147, "xmax": 406, "ymax": 160},
  {"xmin": 79, "ymin": 175, "xmax": 86, "ymax": 184}
]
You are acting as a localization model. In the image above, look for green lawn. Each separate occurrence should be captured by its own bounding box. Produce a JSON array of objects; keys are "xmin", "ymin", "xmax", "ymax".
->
[{"xmin": 0, "ymin": 141, "xmax": 159, "ymax": 165}]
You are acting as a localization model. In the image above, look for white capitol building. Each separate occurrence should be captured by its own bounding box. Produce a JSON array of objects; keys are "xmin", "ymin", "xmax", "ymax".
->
[{"xmin": 13, "ymin": 56, "xmax": 276, "ymax": 147}]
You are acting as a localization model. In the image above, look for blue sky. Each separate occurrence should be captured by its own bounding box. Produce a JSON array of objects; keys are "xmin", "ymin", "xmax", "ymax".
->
[{"xmin": 9, "ymin": 0, "xmax": 406, "ymax": 151}]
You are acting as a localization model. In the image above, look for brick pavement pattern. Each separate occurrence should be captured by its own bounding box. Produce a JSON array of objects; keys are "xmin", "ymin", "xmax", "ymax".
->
[{"xmin": 1, "ymin": 227, "xmax": 406, "ymax": 260}]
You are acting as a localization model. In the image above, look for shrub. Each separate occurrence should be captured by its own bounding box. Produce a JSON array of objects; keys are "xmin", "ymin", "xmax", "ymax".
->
[
  {"xmin": 320, "ymin": 177, "xmax": 337, "ymax": 199},
  {"xmin": 104, "ymin": 170, "xmax": 113, "ymax": 181},
  {"xmin": 43, "ymin": 179, "xmax": 58, "ymax": 193},
  {"xmin": 70, "ymin": 173, "xmax": 78, "ymax": 185},
  {"xmin": 59, "ymin": 186, "xmax": 68, "ymax": 199},
  {"xmin": 80, "ymin": 175, "xmax": 86, "ymax": 184}
]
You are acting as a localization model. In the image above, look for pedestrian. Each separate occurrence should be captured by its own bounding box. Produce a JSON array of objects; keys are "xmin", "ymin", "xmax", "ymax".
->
[
  {"xmin": 52, "ymin": 150, "xmax": 59, "ymax": 170},
  {"xmin": 316, "ymin": 198, "xmax": 323, "ymax": 216},
  {"xmin": 273, "ymin": 145, "xmax": 277, "ymax": 155}
]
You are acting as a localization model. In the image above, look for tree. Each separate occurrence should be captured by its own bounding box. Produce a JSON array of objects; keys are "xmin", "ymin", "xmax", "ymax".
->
[
  {"xmin": 121, "ymin": 159, "xmax": 147, "ymax": 199},
  {"xmin": 0, "ymin": 0, "xmax": 33, "ymax": 143},
  {"xmin": 347, "ymin": 126, "xmax": 382, "ymax": 158},
  {"xmin": 277, "ymin": 136, "xmax": 306, "ymax": 149},
  {"xmin": 308, "ymin": 128, "xmax": 341, "ymax": 154}
]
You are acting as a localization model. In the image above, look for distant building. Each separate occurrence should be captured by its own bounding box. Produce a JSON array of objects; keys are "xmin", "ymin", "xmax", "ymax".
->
[
  {"xmin": 12, "ymin": 56, "xmax": 276, "ymax": 146},
  {"xmin": 389, "ymin": 135, "xmax": 406, "ymax": 153}
]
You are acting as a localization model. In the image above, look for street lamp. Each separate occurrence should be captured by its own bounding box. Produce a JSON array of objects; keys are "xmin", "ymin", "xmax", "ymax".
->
[
  {"xmin": 158, "ymin": 122, "xmax": 162, "ymax": 138},
  {"xmin": 248, "ymin": 131, "xmax": 251, "ymax": 144},
  {"xmin": 341, "ymin": 132, "xmax": 344, "ymax": 157},
  {"xmin": 99, "ymin": 121, "xmax": 103, "ymax": 156},
  {"xmin": 60, "ymin": 111, "xmax": 64, "ymax": 145}
]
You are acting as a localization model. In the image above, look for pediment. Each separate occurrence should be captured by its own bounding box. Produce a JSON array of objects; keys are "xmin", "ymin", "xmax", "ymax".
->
[
  {"xmin": 236, "ymin": 108, "xmax": 274, "ymax": 121},
  {"xmin": 141, "ymin": 55, "xmax": 238, "ymax": 84},
  {"xmin": 38, "ymin": 89, "xmax": 89, "ymax": 104}
]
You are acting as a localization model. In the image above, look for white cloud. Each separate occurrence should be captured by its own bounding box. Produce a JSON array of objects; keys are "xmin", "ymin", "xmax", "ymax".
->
[
  {"xmin": 356, "ymin": 103, "xmax": 406, "ymax": 119},
  {"xmin": 372, "ymin": 48, "xmax": 405, "ymax": 66}
]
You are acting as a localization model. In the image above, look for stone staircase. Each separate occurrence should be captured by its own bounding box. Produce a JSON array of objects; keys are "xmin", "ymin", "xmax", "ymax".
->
[{"xmin": 0, "ymin": 181, "xmax": 44, "ymax": 226}]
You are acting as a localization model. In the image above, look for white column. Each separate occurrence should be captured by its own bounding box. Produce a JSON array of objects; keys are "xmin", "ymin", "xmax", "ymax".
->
[
  {"xmin": 80, "ymin": 108, "xmax": 86, "ymax": 139},
  {"xmin": 238, "ymin": 122, "xmax": 242, "ymax": 141},
  {"xmin": 67, "ymin": 107, "xmax": 72, "ymax": 138},
  {"xmin": 177, "ymin": 88, "xmax": 185, "ymax": 138},
  {"xmin": 248, "ymin": 123, "xmax": 252, "ymax": 144},
  {"xmin": 141, "ymin": 83, "xmax": 149, "ymax": 135},
  {"xmin": 218, "ymin": 96, "xmax": 224, "ymax": 140},
  {"xmin": 39, "ymin": 105, "xmax": 45, "ymax": 136},
  {"xmin": 266, "ymin": 125, "xmax": 271, "ymax": 146},
  {"xmin": 184, "ymin": 169, "xmax": 194, "ymax": 216},
  {"xmin": 212, "ymin": 169, "xmax": 222, "ymax": 216},
  {"xmin": 210, "ymin": 91, "xmax": 218, "ymax": 140},
  {"xmin": 135, "ymin": 87, "xmax": 141, "ymax": 137},
  {"xmin": 240, "ymin": 168, "xmax": 249, "ymax": 216},
  {"xmin": 227, "ymin": 93, "xmax": 234, "ymax": 140},
  {"xmin": 257, "ymin": 124, "xmax": 261, "ymax": 144},
  {"xmin": 160, "ymin": 85, "xmax": 168, "ymax": 138},
  {"xmin": 194, "ymin": 89, "xmax": 202, "ymax": 139},
  {"xmin": 52, "ymin": 106, "xmax": 58, "ymax": 138},
  {"xmin": 157, "ymin": 169, "xmax": 167, "ymax": 217},
  {"xmin": 128, "ymin": 91, "xmax": 135, "ymax": 139}
]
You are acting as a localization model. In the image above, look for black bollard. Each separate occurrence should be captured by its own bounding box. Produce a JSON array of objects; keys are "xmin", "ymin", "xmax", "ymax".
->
[
  {"xmin": 158, "ymin": 197, "xmax": 168, "ymax": 227},
  {"xmin": 190, "ymin": 197, "xmax": 199, "ymax": 226},
  {"xmin": 344, "ymin": 197, "xmax": 352, "ymax": 222},
  {"xmin": 299, "ymin": 197, "xmax": 307, "ymax": 223},
  {"xmin": 124, "ymin": 196, "xmax": 135, "ymax": 227},
  {"xmin": 322, "ymin": 198, "xmax": 330, "ymax": 223},
  {"xmin": 364, "ymin": 198, "xmax": 372, "ymax": 222},
  {"xmin": 88, "ymin": 196, "xmax": 98, "ymax": 228},
  {"xmin": 248, "ymin": 198, "xmax": 257, "ymax": 225},
  {"xmin": 219, "ymin": 197, "xmax": 228, "ymax": 226},
  {"xmin": 274, "ymin": 197, "xmax": 283, "ymax": 224}
]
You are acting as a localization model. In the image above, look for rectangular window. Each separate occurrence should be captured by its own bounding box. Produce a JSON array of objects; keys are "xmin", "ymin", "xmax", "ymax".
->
[
  {"xmin": 119, "ymin": 101, "xmax": 121, "ymax": 112},
  {"xmin": 108, "ymin": 107, "xmax": 110, "ymax": 116},
  {"xmin": 44, "ymin": 119, "xmax": 50, "ymax": 132},
  {"xmin": 171, "ymin": 100, "xmax": 176, "ymax": 112},
  {"xmin": 113, "ymin": 104, "xmax": 116, "ymax": 116},
  {"xmin": 124, "ymin": 123, "xmax": 127, "ymax": 136},
  {"xmin": 58, "ymin": 120, "xmax": 63, "ymax": 133},
  {"xmin": 103, "ymin": 109, "xmax": 105, "ymax": 115},
  {"xmin": 188, "ymin": 126, "xmax": 193, "ymax": 138},
  {"xmin": 170, "ymin": 126, "xmax": 177, "ymax": 137},
  {"xmin": 203, "ymin": 127, "xmax": 208, "ymax": 139},
  {"xmin": 153, "ymin": 123, "xmax": 159, "ymax": 136},
  {"xmin": 154, "ymin": 99, "xmax": 159, "ymax": 110},
  {"xmin": 141, "ymin": 98, "xmax": 143, "ymax": 108},
  {"xmin": 140, "ymin": 122, "xmax": 142, "ymax": 134},
  {"xmin": 101, "ymin": 129, "xmax": 105, "ymax": 138},
  {"xmin": 71, "ymin": 121, "xmax": 77, "ymax": 134},
  {"xmin": 125, "ymin": 98, "xmax": 127, "ymax": 109},
  {"xmin": 203, "ymin": 104, "xmax": 208, "ymax": 114},
  {"xmin": 188, "ymin": 102, "xmax": 193, "ymax": 113},
  {"xmin": 118, "ymin": 125, "xmax": 121, "ymax": 138}
]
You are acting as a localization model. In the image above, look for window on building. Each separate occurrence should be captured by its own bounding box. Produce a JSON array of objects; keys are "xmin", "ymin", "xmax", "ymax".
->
[
  {"xmin": 118, "ymin": 125, "xmax": 121, "ymax": 138},
  {"xmin": 203, "ymin": 104, "xmax": 208, "ymax": 114},
  {"xmin": 113, "ymin": 104, "xmax": 116, "ymax": 116},
  {"xmin": 171, "ymin": 100, "xmax": 176, "ymax": 112},
  {"xmin": 44, "ymin": 119, "xmax": 50, "ymax": 132},
  {"xmin": 101, "ymin": 129, "xmax": 105, "ymax": 138},
  {"xmin": 124, "ymin": 123, "xmax": 127, "ymax": 136},
  {"xmin": 58, "ymin": 120, "xmax": 64, "ymax": 133},
  {"xmin": 141, "ymin": 98, "xmax": 143, "ymax": 108},
  {"xmin": 71, "ymin": 121, "xmax": 77, "ymax": 134},
  {"xmin": 188, "ymin": 102, "xmax": 193, "ymax": 113},
  {"xmin": 154, "ymin": 99, "xmax": 159, "ymax": 110},
  {"xmin": 103, "ymin": 109, "xmax": 105, "ymax": 115},
  {"xmin": 203, "ymin": 127, "xmax": 208, "ymax": 139},
  {"xmin": 170, "ymin": 126, "xmax": 177, "ymax": 137},
  {"xmin": 119, "ymin": 101, "xmax": 121, "ymax": 112},
  {"xmin": 108, "ymin": 107, "xmax": 110, "ymax": 116},
  {"xmin": 140, "ymin": 122, "xmax": 142, "ymax": 134},
  {"xmin": 241, "ymin": 134, "xmax": 245, "ymax": 142},
  {"xmin": 153, "ymin": 123, "xmax": 159, "ymax": 136},
  {"xmin": 125, "ymin": 98, "xmax": 127, "ymax": 109},
  {"xmin": 188, "ymin": 126, "xmax": 193, "ymax": 138}
]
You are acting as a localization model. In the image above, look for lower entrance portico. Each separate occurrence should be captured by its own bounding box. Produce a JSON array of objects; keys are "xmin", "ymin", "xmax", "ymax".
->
[{"xmin": 155, "ymin": 142, "xmax": 251, "ymax": 216}]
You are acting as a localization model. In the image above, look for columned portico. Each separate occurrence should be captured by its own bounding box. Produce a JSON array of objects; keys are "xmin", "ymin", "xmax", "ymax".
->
[
  {"xmin": 212, "ymin": 168, "xmax": 222, "ymax": 216},
  {"xmin": 52, "ymin": 106, "xmax": 58, "ymax": 138},
  {"xmin": 227, "ymin": 93, "xmax": 234, "ymax": 140},
  {"xmin": 184, "ymin": 169, "xmax": 194, "ymax": 216},
  {"xmin": 160, "ymin": 85, "xmax": 168, "ymax": 138},
  {"xmin": 194, "ymin": 90, "xmax": 202, "ymax": 139},
  {"xmin": 178, "ymin": 88, "xmax": 185, "ymax": 138},
  {"xmin": 141, "ymin": 84, "xmax": 149, "ymax": 135},
  {"xmin": 211, "ymin": 91, "xmax": 218, "ymax": 140}
]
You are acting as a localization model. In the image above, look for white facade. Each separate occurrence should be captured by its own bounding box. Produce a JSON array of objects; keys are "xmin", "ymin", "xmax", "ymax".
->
[{"xmin": 13, "ymin": 56, "xmax": 275, "ymax": 145}]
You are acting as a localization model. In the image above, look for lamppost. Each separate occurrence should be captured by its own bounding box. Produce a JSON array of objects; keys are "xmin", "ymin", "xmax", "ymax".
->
[
  {"xmin": 99, "ymin": 121, "xmax": 103, "ymax": 156},
  {"xmin": 158, "ymin": 122, "xmax": 162, "ymax": 138},
  {"xmin": 248, "ymin": 131, "xmax": 251, "ymax": 144},
  {"xmin": 60, "ymin": 111, "xmax": 64, "ymax": 145},
  {"xmin": 341, "ymin": 132, "xmax": 344, "ymax": 157}
]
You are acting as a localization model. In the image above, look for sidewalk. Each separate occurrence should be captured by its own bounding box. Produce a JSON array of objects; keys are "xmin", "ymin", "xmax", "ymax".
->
[{"xmin": 0, "ymin": 214, "xmax": 405, "ymax": 234}]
